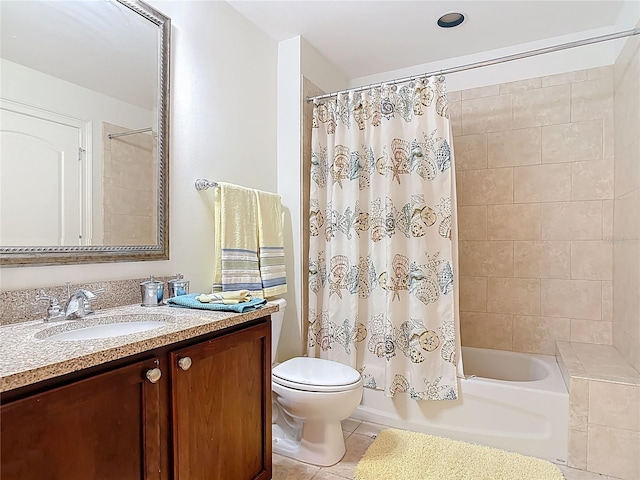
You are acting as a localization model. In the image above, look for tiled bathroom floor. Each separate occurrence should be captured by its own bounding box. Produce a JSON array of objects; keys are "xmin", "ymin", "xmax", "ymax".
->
[{"xmin": 272, "ymin": 419, "xmax": 623, "ymax": 480}]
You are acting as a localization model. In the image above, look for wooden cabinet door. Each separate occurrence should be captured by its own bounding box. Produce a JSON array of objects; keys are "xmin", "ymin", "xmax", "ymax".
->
[
  {"xmin": 171, "ymin": 322, "xmax": 271, "ymax": 480},
  {"xmin": 1, "ymin": 358, "xmax": 162, "ymax": 480}
]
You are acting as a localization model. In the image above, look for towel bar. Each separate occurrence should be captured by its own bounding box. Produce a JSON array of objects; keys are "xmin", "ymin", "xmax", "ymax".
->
[{"xmin": 195, "ymin": 179, "xmax": 218, "ymax": 190}]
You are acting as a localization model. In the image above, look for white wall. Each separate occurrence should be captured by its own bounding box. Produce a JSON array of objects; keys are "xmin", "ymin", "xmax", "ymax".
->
[
  {"xmin": 0, "ymin": 1, "xmax": 278, "ymax": 294},
  {"xmin": 275, "ymin": 37, "xmax": 348, "ymax": 360}
]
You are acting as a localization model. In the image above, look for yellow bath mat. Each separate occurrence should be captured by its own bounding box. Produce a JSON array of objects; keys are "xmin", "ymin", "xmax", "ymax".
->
[{"xmin": 355, "ymin": 428, "xmax": 564, "ymax": 480}]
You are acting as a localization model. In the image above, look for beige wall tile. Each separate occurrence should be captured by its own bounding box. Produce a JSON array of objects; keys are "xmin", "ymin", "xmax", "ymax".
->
[
  {"xmin": 557, "ymin": 341, "xmax": 585, "ymax": 373},
  {"xmin": 448, "ymin": 90, "xmax": 461, "ymax": 102},
  {"xmin": 589, "ymin": 381, "xmax": 640, "ymax": 431},
  {"xmin": 571, "ymin": 241, "xmax": 612, "ymax": 280},
  {"xmin": 587, "ymin": 65, "xmax": 613, "ymax": 80},
  {"xmin": 614, "ymin": 61, "xmax": 640, "ymax": 150},
  {"xmin": 107, "ymin": 187, "xmax": 155, "ymax": 216},
  {"xmin": 603, "ymin": 114, "xmax": 615, "ymax": 159},
  {"xmin": 612, "ymin": 190, "xmax": 640, "ymax": 370},
  {"xmin": 459, "ymin": 168, "xmax": 513, "ymax": 205},
  {"xmin": 512, "ymin": 84, "xmax": 571, "ymax": 128},
  {"xmin": 512, "ymin": 315, "xmax": 570, "ymax": 354},
  {"xmin": 572, "ymin": 343, "xmax": 640, "ymax": 379},
  {"xmin": 541, "ymin": 279, "xmax": 602, "ymax": 320},
  {"xmin": 487, "ymin": 204, "xmax": 541, "ymax": 240},
  {"xmin": 460, "ymin": 312, "xmax": 513, "ymax": 350},
  {"xmin": 487, "ymin": 277, "xmax": 540, "ymax": 315},
  {"xmin": 569, "ymin": 377, "xmax": 589, "ymax": 431},
  {"xmin": 487, "ymin": 127, "xmax": 541, "ymax": 168},
  {"xmin": 571, "ymin": 319, "xmax": 612, "ymax": 345},
  {"xmin": 540, "ymin": 70, "xmax": 588, "ymax": 87},
  {"xmin": 460, "ymin": 241, "xmax": 513, "ymax": 277},
  {"xmin": 613, "ymin": 328, "xmax": 640, "ymax": 375},
  {"xmin": 110, "ymin": 214, "xmax": 155, "ymax": 245},
  {"xmin": 568, "ymin": 429, "xmax": 588, "ymax": 470},
  {"xmin": 453, "ymin": 134, "xmax": 487, "ymax": 171},
  {"xmin": 514, "ymin": 163, "xmax": 572, "ymax": 203},
  {"xmin": 459, "ymin": 276, "xmax": 487, "ymax": 312},
  {"xmin": 602, "ymin": 280, "xmax": 612, "ymax": 322},
  {"xmin": 613, "ymin": 190, "xmax": 639, "ymax": 239},
  {"xmin": 461, "ymin": 84, "xmax": 500, "ymax": 100},
  {"xmin": 542, "ymin": 201, "xmax": 603, "ymax": 241},
  {"xmin": 449, "ymin": 99, "xmax": 462, "ymax": 137},
  {"xmin": 572, "ymin": 75, "xmax": 614, "ymax": 122},
  {"xmin": 499, "ymin": 78, "xmax": 542, "ymax": 94},
  {"xmin": 458, "ymin": 205, "xmax": 487, "ymax": 240},
  {"xmin": 572, "ymin": 158, "xmax": 614, "ymax": 201},
  {"xmin": 614, "ymin": 140, "xmax": 640, "ymax": 198},
  {"xmin": 542, "ymin": 120, "xmax": 603, "ymax": 164},
  {"xmin": 587, "ymin": 424, "xmax": 640, "ymax": 479},
  {"xmin": 461, "ymin": 94, "xmax": 513, "ymax": 135},
  {"xmin": 602, "ymin": 200, "xmax": 613, "ymax": 240},
  {"xmin": 514, "ymin": 241, "xmax": 571, "ymax": 279}
]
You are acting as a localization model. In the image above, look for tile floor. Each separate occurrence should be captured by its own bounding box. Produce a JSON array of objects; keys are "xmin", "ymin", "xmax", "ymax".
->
[{"xmin": 272, "ymin": 419, "xmax": 623, "ymax": 480}]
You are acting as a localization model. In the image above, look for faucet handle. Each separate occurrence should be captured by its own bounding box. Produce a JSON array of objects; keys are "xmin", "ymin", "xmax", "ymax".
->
[
  {"xmin": 79, "ymin": 288, "xmax": 104, "ymax": 315},
  {"xmin": 34, "ymin": 290, "xmax": 65, "ymax": 322}
]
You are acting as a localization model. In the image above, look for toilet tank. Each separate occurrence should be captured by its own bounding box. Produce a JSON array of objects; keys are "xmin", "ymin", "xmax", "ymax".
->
[{"xmin": 269, "ymin": 298, "xmax": 286, "ymax": 364}]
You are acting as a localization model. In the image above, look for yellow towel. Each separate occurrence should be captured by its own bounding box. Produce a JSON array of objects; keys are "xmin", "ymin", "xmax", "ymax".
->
[
  {"xmin": 255, "ymin": 189, "xmax": 287, "ymax": 298},
  {"xmin": 196, "ymin": 290, "xmax": 252, "ymax": 304},
  {"xmin": 212, "ymin": 183, "xmax": 263, "ymax": 296}
]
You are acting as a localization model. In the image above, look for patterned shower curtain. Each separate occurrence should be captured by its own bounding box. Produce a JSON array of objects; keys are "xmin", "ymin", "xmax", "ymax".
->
[{"xmin": 308, "ymin": 76, "xmax": 460, "ymax": 400}]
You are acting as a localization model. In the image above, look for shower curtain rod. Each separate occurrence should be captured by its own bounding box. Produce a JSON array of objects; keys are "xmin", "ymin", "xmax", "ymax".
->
[
  {"xmin": 107, "ymin": 127, "xmax": 153, "ymax": 139},
  {"xmin": 306, "ymin": 27, "xmax": 640, "ymax": 103}
]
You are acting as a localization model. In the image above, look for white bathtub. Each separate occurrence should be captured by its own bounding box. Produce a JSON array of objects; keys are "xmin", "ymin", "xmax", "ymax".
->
[{"xmin": 352, "ymin": 346, "xmax": 569, "ymax": 463}]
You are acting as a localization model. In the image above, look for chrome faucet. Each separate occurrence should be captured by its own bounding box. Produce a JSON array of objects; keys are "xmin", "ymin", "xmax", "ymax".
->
[
  {"xmin": 35, "ymin": 286, "xmax": 103, "ymax": 322},
  {"xmin": 63, "ymin": 289, "xmax": 99, "ymax": 319}
]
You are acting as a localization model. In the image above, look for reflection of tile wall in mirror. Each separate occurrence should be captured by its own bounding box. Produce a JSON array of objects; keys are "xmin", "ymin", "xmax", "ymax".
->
[{"xmin": 103, "ymin": 122, "xmax": 157, "ymax": 246}]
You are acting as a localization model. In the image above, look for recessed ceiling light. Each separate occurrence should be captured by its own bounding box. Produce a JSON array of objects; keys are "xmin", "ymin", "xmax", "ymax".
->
[{"xmin": 437, "ymin": 12, "xmax": 465, "ymax": 28}]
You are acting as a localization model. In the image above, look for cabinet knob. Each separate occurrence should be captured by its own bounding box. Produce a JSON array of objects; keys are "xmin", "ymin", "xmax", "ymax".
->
[
  {"xmin": 177, "ymin": 357, "xmax": 192, "ymax": 371},
  {"xmin": 145, "ymin": 368, "xmax": 162, "ymax": 384}
]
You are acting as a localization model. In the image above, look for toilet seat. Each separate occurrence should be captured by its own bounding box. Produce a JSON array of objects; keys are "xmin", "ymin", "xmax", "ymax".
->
[{"xmin": 273, "ymin": 357, "xmax": 362, "ymax": 393}]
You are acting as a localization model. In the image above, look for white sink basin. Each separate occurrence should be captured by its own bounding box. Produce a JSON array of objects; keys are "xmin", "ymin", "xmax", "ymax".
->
[
  {"xmin": 46, "ymin": 321, "xmax": 168, "ymax": 341},
  {"xmin": 36, "ymin": 314, "xmax": 174, "ymax": 341}
]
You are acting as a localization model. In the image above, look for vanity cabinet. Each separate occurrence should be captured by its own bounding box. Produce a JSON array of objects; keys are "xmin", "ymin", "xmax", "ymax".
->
[
  {"xmin": 1, "ymin": 358, "xmax": 162, "ymax": 480},
  {"xmin": 1, "ymin": 318, "xmax": 272, "ymax": 480},
  {"xmin": 171, "ymin": 322, "xmax": 271, "ymax": 479}
]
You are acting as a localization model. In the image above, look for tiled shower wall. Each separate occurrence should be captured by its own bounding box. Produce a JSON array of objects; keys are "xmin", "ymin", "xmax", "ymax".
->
[
  {"xmin": 103, "ymin": 122, "xmax": 157, "ymax": 245},
  {"xmin": 613, "ymin": 31, "xmax": 640, "ymax": 372},
  {"xmin": 451, "ymin": 67, "xmax": 615, "ymax": 355}
]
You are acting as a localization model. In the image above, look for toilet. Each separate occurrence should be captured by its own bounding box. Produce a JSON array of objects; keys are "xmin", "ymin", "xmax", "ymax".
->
[{"xmin": 270, "ymin": 298, "xmax": 363, "ymax": 466}]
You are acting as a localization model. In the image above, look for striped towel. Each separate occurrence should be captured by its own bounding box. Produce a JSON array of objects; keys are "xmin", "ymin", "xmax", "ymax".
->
[
  {"xmin": 213, "ymin": 183, "xmax": 263, "ymax": 297},
  {"xmin": 255, "ymin": 189, "xmax": 287, "ymax": 298}
]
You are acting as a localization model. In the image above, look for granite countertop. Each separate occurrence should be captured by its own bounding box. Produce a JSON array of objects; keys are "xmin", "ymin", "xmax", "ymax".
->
[{"xmin": 0, "ymin": 302, "xmax": 278, "ymax": 393}]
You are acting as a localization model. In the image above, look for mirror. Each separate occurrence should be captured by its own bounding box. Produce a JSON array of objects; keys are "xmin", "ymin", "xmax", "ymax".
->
[{"xmin": 0, "ymin": 0, "xmax": 170, "ymax": 266}]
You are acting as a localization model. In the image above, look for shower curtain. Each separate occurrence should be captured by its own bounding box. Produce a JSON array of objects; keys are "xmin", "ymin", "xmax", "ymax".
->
[{"xmin": 308, "ymin": 76, "xmax": 460, "ymax": 400}]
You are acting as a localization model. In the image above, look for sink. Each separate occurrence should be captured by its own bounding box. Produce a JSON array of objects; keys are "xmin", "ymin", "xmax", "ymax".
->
[{"xmin": 36, "ymin": 314, "xmax": 174, "ymax": 341}]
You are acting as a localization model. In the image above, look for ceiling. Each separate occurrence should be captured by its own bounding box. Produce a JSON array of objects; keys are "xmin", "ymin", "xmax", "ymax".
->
[
  {"xmin": 226, "ymin": 0, "xmax": 629, "ymax": 80},
  {"xmin": 0, "ymin": 0, "xmax": 158, "ymax": 110}
]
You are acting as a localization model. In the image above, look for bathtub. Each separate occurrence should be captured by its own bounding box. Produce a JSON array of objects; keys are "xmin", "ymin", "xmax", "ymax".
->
[{"xmin": 352, "ymin": 346, "xmax": 569, "ymax": 464}]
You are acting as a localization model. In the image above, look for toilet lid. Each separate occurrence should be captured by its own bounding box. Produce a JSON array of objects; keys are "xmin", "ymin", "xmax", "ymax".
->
[{"xmin": 273, "ymin": 357, "xmax": 362, "ymax": 392}]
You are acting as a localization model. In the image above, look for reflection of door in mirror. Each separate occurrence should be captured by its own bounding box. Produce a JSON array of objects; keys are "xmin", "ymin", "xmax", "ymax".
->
[{"xmin": 1, "ymin": 103, "xmax": 89, "ymax": 246}]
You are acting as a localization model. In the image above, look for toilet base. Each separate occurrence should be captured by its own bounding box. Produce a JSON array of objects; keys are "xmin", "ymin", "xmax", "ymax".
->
[{"xmin": 272, "ymin": 420, "xmax": 346, "ymax": 466}]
